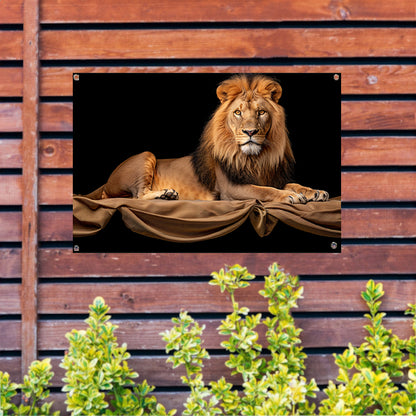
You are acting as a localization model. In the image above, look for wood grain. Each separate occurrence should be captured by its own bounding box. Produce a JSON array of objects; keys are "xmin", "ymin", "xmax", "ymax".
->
[
  {"xmin": 342, "ymin": 101, "xmax": 416, "ymax": 131},
  {"xmin": 39, "ymin": 65, "xmax": 416, "ymax": 96},
  {"xmin": 0, "ymin": 0, "xmax": 24, "ymax": 24},
  {"xmin": 35, "ymin": 317, "xmax": 413, "ymax": 351},
  {"xmin": 342, "ymin": 209, "xmax": 416, "ymax": 238},
  {"xmin": 342, "ymin": 137, "xmax": 416, "ymax": 166},
  {"xmin": 0, "ymin": 175, "xmax": 72, "ymax": 205},
  {"xmin": 0, "ymin": 351, "xmax": 407, "ymax": 392},
  {"xmin": 21, "ymin": 0, "xmax": 41, "ymax": 375},
  {"xmin": 0, "ymin": 284, "xmax": 21, "ymax": 314},
  {"xmin": 342, "ymin": 172, "xmax": 416, "ymax": 202},
  {"xmin": 37, "ymin": 246, "xmax": 416, "ymax": 277},
  {"xmin": 0, "ymin": 321, "xmax": 21, "ymax": 350},
  {"xmin": 0, "ymin": 31, "xmax": 22, "ymax": 60},
  {"xmin": 0, "ymin": 68, "xmax": 23, "ymax": 96},
  {"xmin": 38, "ymin": 65, "xmax": 416, "ymax": 96},
  {"xmin": 1, "ymin": 246, "xmax": 415, "ymax": 279},
  {"xmin": 0, "ymin": 139, "xmax": 73, "ymax": 169},
  {"xmin": 2, "ymin": 0, "xmax": 415, "ymax": 24},
  {"xmin": 0, "ymin": 103, "xmax": 22, "ymax": 132},
  {"xmin": 37, "ymin": 280, "xmax": 416, "ymax": 314},
  {"xmin": 38, "ymin": 0, "xmax": 416, "ymax": 23},
  {"xmin": 0, "ymin": 211, "xmax": 73, "ymax": 242},
  {"xmin": 3, "ymin": 314, "xmax": 411, "ymax": 351},
  {"xmin": 40, "ymin": 28, "xmax": 415, "ymax": 60}
]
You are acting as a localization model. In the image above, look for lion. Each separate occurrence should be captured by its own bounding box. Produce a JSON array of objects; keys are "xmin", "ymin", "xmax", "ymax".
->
[{"xmin": 101, "ymin": 74, "xmax": 329, "ymax": 204}]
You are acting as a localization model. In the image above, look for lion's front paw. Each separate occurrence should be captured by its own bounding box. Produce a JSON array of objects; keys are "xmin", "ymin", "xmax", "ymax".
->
[
  {"xmin": 284, "ymin": 184, "xmax": 329, "ymax": 202},
  {"xmin": 285, "ymin": 192, "xmax": 308, "ymax": 205},
  {"xmin": 312, "ymin": 189, "xmax": 329, "ymax": 202},
  {"xmin": 155, "ymin": 188, "xmax": 179, "ymax": 200}
]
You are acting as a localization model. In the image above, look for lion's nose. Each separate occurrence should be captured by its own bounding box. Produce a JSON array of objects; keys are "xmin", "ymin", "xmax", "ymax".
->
[{"xmin": 242, "ymin": 129, "xmax": 259, "ymax": 137}]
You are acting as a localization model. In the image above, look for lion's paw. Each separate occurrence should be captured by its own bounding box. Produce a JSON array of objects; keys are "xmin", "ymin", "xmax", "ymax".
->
[
  {"xmin": 286, "ymin": 193, "xmax": 307, "ymax": 204},
  {"xmin": 312, "ymin": 189, "xmax": 329, "ymax": 202},
  {"xmin": 155, "ymin": 188, "xmax": 179, "ymax": 200},
  {"xmin": 284, "ymin": 184, "xmax": 329, "ymax": 202}
]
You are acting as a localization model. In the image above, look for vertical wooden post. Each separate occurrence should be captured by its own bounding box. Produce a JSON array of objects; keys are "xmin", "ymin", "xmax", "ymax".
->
[{"xmin": 21, "ymin": 0, "xmax": 40, "ymax": 375}]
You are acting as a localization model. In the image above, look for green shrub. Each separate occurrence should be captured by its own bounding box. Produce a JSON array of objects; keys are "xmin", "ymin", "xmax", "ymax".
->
[
  {"xmin": 319, "ymin": 280, "xmax": 416, "ymax": 415},
  {"xmin": 161, "ymin": 264, "xmax": 415, "ymax": 416},
  {"xmin": 60, "ymin": 296, "xmax": 174, "ymax": 416},
  {"xmin": 0, "ymin": 265, "xmax": 414, "ymax": 416},
  {"xmin": 0, "ymin": 358, "xmax": 58, "ymax": 416},
  {"xmin": 161, "ymin": 264, "xmax": 318, "ymax": 416}
]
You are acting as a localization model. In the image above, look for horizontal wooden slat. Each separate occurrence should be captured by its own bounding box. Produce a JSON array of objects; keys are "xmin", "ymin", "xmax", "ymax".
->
[
  {"xmin": 0, "ymin": 211, "xmax": 73, "ymax": 242},
  {"xmin": 342, "ymin": 172, "xmax": 416, "ymax": 202},
  {"xmin": 0, "ymin": 321, "xmax": 20, "ymax": 350},
  {"xmin": 2, "ymin": 314, "xmax": 412, "ymax": 353},
  {"xmin": 342, "ymin": 208, "xmax": 416, "ymax": 238},
  {"xmin": 0, "ymin": 284, "xmax": 21, "ymax": 314},
  {"xmin": 39, "ymin": 103, "xmax": 72, "ymax": 132},
  {"xmin": 342, "ymin": 101, "xmax": 416, "ymax": 130},
  {"xmin": 2, "ymin": 101, "xmax": 414, "ymax": 132},
  {"xmin": 2, "ymin": 0, "xmax": 415, "ymax": 24},
  {"xmin": 24, "ymin": 353, "xmax": 408, "ymax": 387},
  {"xmin": 342, "ymin": 137, "xmax": 416, "ymax": 166},
  {"xmin": 0, "ymin": 0, "xmax": 23, "ymax": 24},
  {"xmin": 1, "ymin": 245, "xmax": 415, "ymax": 279},
  {"xmin": 2, "ymin": 353, "xmax": 409, "ymax": 412},
  {"xmin": 0, "ymin": 175, "xmax": 71, "ymax": 205},
  {"xmin": 38, "ymin": 0, "xmax": 416, "ymax": 23},
  {"xmin": 36, "ymin": 317, "xmax": 413, "ymax": 351},
  {"xmin": 0, "ymin": 68, "xmax": 23, "ymax": 96},
  {"xmin": 0, "ymin": 65, "xmax": 412, "ymax": 97},
  {"xmin": 0, "ymin": 139, "xmax": 22, "ymax": 168},
  {"xmin": 35, "ymin": 246, "xmax": 416, "ymax": 276},
  {"xmin": 0, "ymin": 31, "xmax": 22, "ymax": 60},
  {"xmin": 37, "ymin": 65, "xmax": 416, "ymax": 96},
  {"xmin": 0, "ymin": 139, "xmax": 72, "ymax": 168},
  {"xmin": 37, "ymin": 280, "xmax": 416, "ymax": 314},
  {"xmin": 0, "ymin": 103, "xmax": 22, "ymax": 131},
  {"xmin": 40, "ymin": 29, "xmax": 415, "ymax": 60}
]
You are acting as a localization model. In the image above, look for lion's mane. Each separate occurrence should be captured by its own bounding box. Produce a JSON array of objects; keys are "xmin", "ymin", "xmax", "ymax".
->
[{"xmin": 191, "ymin": 74, "xmax": 295, "ymax": 193}]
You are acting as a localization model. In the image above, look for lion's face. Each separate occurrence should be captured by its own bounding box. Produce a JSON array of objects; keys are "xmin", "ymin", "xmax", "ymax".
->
[
  {"xmin": 193, "ymin": 75, "xmax": 295, "ymax": 190},
  {"xmin": 212, "ymin": 75, "xmax": 287, "ymax": 160},
  {"xmin": 226, "ymin": 95, "xmax": 273, "ymax": 155}
]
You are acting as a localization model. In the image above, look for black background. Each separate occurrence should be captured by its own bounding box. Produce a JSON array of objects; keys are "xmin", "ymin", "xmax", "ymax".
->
[{"xmin": 73, "ymin": 73, "xmax": 341, "ymax": 253}]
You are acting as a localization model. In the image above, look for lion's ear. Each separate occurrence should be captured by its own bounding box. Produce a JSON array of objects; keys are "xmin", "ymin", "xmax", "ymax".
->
[
  {"xmin": 216, "ymin": 79, "xmax": 243, "ymax": 103},
  {"xmin": 216, "ymin": 84, "xmax": 228, "ymax": 103},
  {"xmin": 267, "ymin": 81, "xmax": 282, "ymax": 103}
]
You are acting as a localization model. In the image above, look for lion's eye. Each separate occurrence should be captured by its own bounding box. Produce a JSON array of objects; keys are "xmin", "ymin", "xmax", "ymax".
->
[
  {"xmin": 234, "ymin": 110, "xmax": 241, "ymax": 116},
  {"xmin": 258, "ymin": 109, "xmax": 266, "ymax": 116}
]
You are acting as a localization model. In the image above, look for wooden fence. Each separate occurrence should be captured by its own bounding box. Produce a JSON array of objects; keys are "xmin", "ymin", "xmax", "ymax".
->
[{"xmin": 0, "ymin": 0, "xmax": 415, "ymax": 413}]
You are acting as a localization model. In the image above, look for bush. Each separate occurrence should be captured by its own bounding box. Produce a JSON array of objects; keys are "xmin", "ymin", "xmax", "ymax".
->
[
  {"xmin": 161, "ymin": 264, "xmax": 416, "ymax": 416},
  {"xmin": 60, "ymin": 296, "xmax": 174, "ymax": 416},
  {"xmin": 0, "ymin": 358, "xmax": 58, "ymax": 416},
  {"xmin": 0, "ymin": 264, "xmax": 414, "ymax": 416}
]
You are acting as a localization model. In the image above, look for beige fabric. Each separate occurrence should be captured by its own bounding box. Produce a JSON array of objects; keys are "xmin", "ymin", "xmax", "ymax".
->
[{"xmin": 73, "ymin": 186, "xmax": 341, "ymax": 242}]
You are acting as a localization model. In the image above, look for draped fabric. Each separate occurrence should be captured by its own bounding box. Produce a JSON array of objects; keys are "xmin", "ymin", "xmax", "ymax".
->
[{"xmin": 73, "ymin": 186, "xmax": 341, "ymax": 243}]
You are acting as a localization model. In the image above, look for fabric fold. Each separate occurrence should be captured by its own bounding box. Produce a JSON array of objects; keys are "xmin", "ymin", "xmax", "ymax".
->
[{"xmin": 73, "ymin": 187, "xmax": 341, "ymax": 243}]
